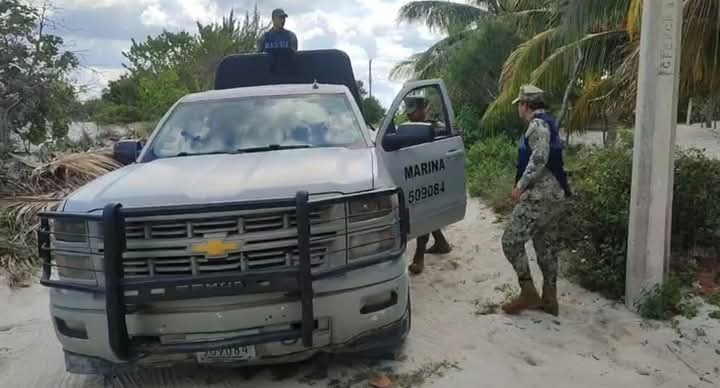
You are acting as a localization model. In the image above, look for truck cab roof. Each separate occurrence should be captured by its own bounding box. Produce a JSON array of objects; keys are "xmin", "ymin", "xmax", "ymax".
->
[{"xmin": 180, "ymin": 83, "xmax": 352, "ymax": 104}]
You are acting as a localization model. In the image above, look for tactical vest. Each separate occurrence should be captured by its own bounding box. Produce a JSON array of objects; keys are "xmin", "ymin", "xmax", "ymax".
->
[
  {"xmin": 515, "ymin": 111, "xmax": 572, "ymax": 197},
  {"xmin": 262, "ymin": 30, "xmax": 293, "ymax": 52}
]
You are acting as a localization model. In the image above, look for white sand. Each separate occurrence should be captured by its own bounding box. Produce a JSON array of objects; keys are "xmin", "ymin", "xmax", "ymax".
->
[{"xmin": 1, "ymin": 196, "xmax": 719, "ymax": 387}]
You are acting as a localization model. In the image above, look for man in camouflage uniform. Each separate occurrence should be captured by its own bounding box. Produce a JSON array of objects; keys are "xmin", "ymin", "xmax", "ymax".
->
[{"xmin": 501, "ymin": 85, "xmax": 571, "ymax": 317}]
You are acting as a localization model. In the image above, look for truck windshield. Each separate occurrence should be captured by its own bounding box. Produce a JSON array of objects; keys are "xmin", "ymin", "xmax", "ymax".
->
[{"xmin": 150, "ymin": 93, "xmax": 366, "ymax": 158}]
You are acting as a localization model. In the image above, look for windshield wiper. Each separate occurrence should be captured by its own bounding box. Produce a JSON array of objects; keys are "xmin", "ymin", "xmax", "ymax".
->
[
  {"xmin": 236, "ymin": 144, "xmax": 312, "ymax": 153},
  {"xmin": 173, "ymin": 150, "xmax": 237, "ymax": 157}
]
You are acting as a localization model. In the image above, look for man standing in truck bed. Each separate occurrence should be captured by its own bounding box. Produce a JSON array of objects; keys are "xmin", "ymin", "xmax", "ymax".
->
[{"xmin": 257, "ymin": 8, "xmax": 298, "ymax": 53}]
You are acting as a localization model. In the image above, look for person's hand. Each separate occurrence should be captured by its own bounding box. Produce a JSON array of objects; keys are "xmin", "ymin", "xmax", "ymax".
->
[{"xmin": 510, "ymin": 187, "xmax": 522, "ymax": 202}]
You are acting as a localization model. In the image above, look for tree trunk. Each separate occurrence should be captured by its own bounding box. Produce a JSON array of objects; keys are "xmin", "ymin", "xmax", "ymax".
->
[
  {"xmin": 0, "ymin": 108, "xmax": 9, "ymax": 148},
  {"xmin": 604, "ymin": 112, "xmax": 617, "ymax": 146},
  {"xmin": 558, "ymin": 48, "xmax": 584, "ymax": 146},
  {"xmin": 686, "ymin": 98, "xmax": 693, "ymax": 125}
]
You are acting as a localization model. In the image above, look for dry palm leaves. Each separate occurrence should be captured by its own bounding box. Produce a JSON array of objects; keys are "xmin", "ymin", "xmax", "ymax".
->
[
  {"xmin": 0, "ymin": 150, "xmax": 122, "ymax": 287},
  {"xmin": 31, "ymin": 150, "xmax": 121, "ymax": 192}
]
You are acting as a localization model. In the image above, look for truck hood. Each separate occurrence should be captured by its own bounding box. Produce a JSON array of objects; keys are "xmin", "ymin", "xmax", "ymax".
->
[{"xmin": 63, "ymin": 147, "xmax": 376, "ymax": 212}]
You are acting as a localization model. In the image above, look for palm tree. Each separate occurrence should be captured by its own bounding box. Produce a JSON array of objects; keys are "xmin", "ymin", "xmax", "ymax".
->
[
  {"xmin": 482, "ymin": 0, "xmax": 720, "ymax": 136},
  {"xmin": 391, "ymin": 0, "xmax": 554, "ymax": 80}
]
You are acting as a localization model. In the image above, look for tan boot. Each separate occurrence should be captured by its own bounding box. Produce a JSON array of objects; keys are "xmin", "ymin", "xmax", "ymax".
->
[
  {"xmin": 541, "ymin": 285, "xmax": 559, "ymax": 316},
  {"xmin": 502, "ymin": 280, "xmax": 542, "ymax": 315}
]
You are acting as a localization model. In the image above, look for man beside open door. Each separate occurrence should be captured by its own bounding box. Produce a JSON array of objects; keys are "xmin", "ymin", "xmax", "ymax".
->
[
  {"xmin": 375, "ymin": 82, "xmax": 466, "ymax": 276},
  {"xmin": 402, "ymin": 96, "xmax": 452, "ymax": 274}
]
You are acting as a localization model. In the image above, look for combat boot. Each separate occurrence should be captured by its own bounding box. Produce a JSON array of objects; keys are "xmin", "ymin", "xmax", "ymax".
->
[
  {"xmin": 541, "ymin": 285, "xmax": 559, "ymax": 316},
  {"xmin": 502, "ymin": 280, "xmax": 542, "ymax": 314}
]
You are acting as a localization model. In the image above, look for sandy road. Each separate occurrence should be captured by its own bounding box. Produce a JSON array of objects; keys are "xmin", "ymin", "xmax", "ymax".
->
[{"xmin": 2, "ymin": 195, "xmax": 720, "ymax": 388}]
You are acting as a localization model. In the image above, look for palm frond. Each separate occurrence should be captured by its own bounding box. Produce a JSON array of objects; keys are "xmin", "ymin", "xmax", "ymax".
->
[
  {"xmin": 626, "ymin": 0, "xmax": 642, "ymax": 41},
  {"xmin": 498, "ymin": 27, "xmax": 558, "ymax": 89},
  {"xmin": 566, "ymin": 76, "xmax": 617, "ymax": 133},
  {"xmin": 389, "ymin": 55, "xmax": 424, "ymax": 81},
  {"xmin": 482, "ymin": 27, "xmax": 558, "ymax": 131},
  {"xmin": 398, "ymin": 1, "xmax": 490, "ymax": 33},
  {"xmin": 31, "ymin": 150, "xmax": 121, "ymax": 187},
  {"xmin": 389, "ymin": 30, "xmax": 476, "ymax": 81},
  {"xmin": 680, "ymin": 0, "xmax": 720, "ymax": 97},
  {"xmin": 560, "ymin": 0, "xmax": 631, "ymax": 38},
  {"xmin": 530, "ymin": 29, "xmax": 627, "ymax": 95}
]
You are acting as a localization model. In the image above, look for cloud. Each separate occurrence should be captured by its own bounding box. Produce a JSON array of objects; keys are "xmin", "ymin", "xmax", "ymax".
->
[
  {"xmin": 71, "ymin": 66, "xmax": 128, "ymax": 100},
  {"xmin": 140, "ymin": 4, "xmax": 170, "ymax": 27},
  {"xmin": 52, "ymin": 0, "xmax": 443, "ymax": 107}
]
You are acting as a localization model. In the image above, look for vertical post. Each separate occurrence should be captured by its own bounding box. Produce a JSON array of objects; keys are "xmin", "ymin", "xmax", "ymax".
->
[
  {"xmin": 626, "ymin": 0, "xmax": 682, "ymax": 309},
  {"xmin": 104, "ymin": 203, "xmax": 130, "ymax": 360},
  {"xmin": 295, "ymin": 191, "xmax": 314, "ymax": 347},
  {"xmin": 686, "ymin": 98, "xmax": 693, "ymax": 125},
  {"xmin": 39, "ymin": 217, "xmax": 51, "ymax": 279},
  {"xmin": 369, "ymin": 58, "xmax": 373, "ymax": 98}
]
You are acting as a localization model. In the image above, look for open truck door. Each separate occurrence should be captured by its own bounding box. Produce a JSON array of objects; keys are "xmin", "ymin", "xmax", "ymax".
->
[{"xmin": 375, "ymin": 80, "xmax": 466, "ymax": 239}]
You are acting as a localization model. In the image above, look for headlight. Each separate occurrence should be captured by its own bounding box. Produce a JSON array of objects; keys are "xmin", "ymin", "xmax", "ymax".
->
[
  {"xmin": 53, "ymin": 254, "xmax": 96, "ymax": 281},
  {"xmin": 349, "ymin": 227, "xmax": 398, "ymax": 260},
  {"xmin": 348, "ymin": 195, "xmax": 394, "ymax": 222},
  {"xmin": 52, "ymin": 219, "xmax": 88, "ymax": 243}
]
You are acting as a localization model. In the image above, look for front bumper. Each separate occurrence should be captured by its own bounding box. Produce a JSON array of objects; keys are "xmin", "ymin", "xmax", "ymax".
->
[
  {"xmin": 54, "ymin": 272, "xmax": 410, "ymax": 375},
  {"xmin": 38, "ymin": 188, "xmax": 410, "ymax": 375}
]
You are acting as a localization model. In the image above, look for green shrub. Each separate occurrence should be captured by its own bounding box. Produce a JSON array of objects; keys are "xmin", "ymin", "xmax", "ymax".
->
[
  {"xmin": 466, "ymin": 136, "xmax": 517, "ymax": 213},
  {"xmin": 560, "ymin": 142, "xmax": 720, "ymax": 300},
  {"xmin": 671, "ymin": 148, "xmax": 720, "ymax": 253},
  {"xmin": 466, "ymin": 129, "xmax": 720, "ymax": 301},
  {"xmin": 636, "ymin": 275, "xmax": 698, "ymax": 320}
]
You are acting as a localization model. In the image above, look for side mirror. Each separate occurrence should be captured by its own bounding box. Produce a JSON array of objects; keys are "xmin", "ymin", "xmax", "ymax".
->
[
  {"xmin": 381, "ymin": 123, "xmax": 435, "ymax": 151},
  {"xmin": 113, "ymin": 139, "xmax": 143, "ymax": 165}
]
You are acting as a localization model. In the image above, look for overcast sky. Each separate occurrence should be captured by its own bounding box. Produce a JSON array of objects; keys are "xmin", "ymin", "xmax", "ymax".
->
[{"xmin": 44, "ymin": 0, "xmax": 443, "ymax": 107}]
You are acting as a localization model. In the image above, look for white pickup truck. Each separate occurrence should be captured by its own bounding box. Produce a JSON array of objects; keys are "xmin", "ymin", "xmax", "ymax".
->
[{"xmin": 38, "ymin": 49, "xmax": 466, "ymax": 375}]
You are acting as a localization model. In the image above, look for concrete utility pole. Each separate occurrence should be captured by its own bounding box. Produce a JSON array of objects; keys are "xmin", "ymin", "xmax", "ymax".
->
[
  {"xmin": 369, "ymin": 58, "xmax": 373, "ymax": 98},
  {"xmin": 626, "ymin": 0, "xmax": 683, "ymax": 309}
]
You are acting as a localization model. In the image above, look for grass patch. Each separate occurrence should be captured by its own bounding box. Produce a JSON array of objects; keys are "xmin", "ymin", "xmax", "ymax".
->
[
  {"xmin": 636, "ymin": 275, "xmax": 699, "ymax": 321},
  {"xmin": 466, "ymin": 136, "xmax": 516, "ymax": 213}
]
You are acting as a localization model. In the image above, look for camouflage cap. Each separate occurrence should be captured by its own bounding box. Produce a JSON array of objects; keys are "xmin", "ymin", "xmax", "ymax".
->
[{"xmin": 512, "ymin": 84, "xmax": 545, "ymax": 104}]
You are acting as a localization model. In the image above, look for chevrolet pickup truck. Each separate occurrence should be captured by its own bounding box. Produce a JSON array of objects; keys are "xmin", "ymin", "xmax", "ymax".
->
[{"xmin": 38, "ymin": 49, "xmax": 466, "ymax": 375}]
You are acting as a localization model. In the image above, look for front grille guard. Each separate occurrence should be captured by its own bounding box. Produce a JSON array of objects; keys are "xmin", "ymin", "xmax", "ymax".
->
[{"xmin": 37, "ymin": 188, "xmax": 408, "ymax": 361}]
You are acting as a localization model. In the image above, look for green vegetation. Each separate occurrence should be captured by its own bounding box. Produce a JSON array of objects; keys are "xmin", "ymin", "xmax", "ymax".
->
[
  {"xmin": 465, "ymin": 134, "xmax": 720, "ymax": 317},
  {"xmin": 466, "ymin": 136, "xmax": 517, "ymax": 214},
  {"xmin": 398, "ymin": 0, "xmax": 720, "ymax": 319},
  {"xmin": 79, "ymin": 9, "xmax": 266, "ymax": 125},
  {"xmin": 356, "ymin": 81, "xmax": 386, "ymax": 126},
  {"xmin": 636, "ymin": 276, "xmax": 699, "ymax": 321},
  {"xmin": 397, "ymin": 0, "xmax": 720, "ymax": 138},
  {"xmin": 0, "ymin": 0, "xmax": 79, "ymax": 150}
]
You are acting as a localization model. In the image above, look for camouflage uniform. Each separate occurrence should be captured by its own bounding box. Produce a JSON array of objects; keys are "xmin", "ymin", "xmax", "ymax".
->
[
  {"xmin": 502, "ymin": 116, "xmax": 565, "ymax": 287},
  {"xmin": 501, "ymin": 84, "xmax": 568, "ymax": 316}
]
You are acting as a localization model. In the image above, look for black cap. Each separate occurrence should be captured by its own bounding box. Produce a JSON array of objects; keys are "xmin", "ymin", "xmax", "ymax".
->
[{"xmin": 272, "ymin": 8, "xmax": 288, "ymax": 18}]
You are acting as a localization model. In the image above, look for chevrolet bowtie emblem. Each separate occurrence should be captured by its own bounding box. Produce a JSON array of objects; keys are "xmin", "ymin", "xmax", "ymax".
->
[{"xmin": 192, "ymin": 240, "xmax": 240, "ymax": 258}]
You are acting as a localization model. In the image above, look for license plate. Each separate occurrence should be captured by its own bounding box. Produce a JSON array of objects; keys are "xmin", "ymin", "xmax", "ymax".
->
[{"xmin": 195, "ymin": 345, "xmax": 256, "ymax": 363}]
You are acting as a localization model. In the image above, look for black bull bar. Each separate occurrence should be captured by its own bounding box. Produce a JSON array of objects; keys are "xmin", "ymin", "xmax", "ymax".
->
[{"xmin": 38, "ymin": 189, "xmax": 408, "ymax": 361}]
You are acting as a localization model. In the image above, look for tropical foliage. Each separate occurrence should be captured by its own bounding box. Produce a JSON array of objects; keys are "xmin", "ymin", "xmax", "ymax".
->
[
  {"xmin": 396, "ymin": 0, "xmax": 720, "ymax": 138},
  {"xmin": 0, "ymin": 0, "xmax": 79, "ymax": 151},
  {"xmin": 84, "ymin": 8, "xmax": 266, "ymax": 124}
]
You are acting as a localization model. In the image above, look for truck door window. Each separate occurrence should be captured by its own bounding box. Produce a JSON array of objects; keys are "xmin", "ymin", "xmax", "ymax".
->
[
  {"xmin": 386, "ymin": 85, "xmax": 451, "ymax": 140},
  {"xmin": 150, "ymin": 93, "xmax": 367, "ymax": 158}
]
